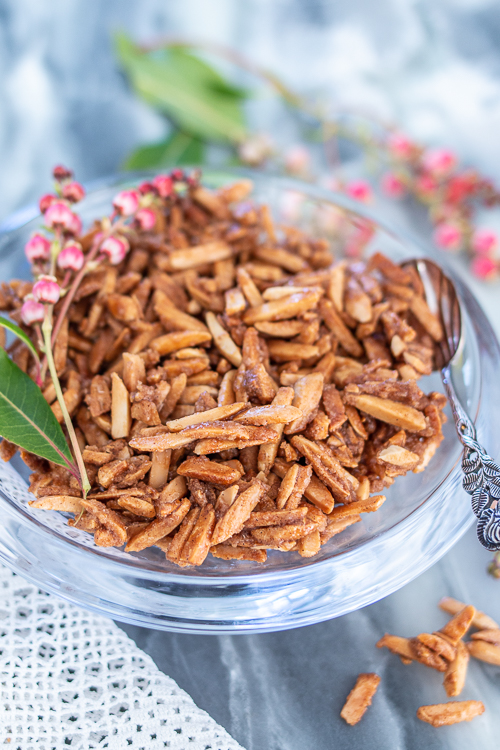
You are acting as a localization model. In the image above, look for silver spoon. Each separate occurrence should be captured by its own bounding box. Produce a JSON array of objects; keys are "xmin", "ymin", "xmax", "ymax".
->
[{"xmin": 403, "ymin": 258, "xmax": 500, "ymax": 551}]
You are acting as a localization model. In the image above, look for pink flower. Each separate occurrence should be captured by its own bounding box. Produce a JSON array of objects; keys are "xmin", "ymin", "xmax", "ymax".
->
[
  {"xmin": 52, "ymin": 164, "xmax": 73, "ymax": 181},
  {"xmin": 113, "ymin": 189, "xmax": 139, "ymax": 216},
  {"xmin": 39, "ymin": 194, "xmax": 56, "ymax": 214},
  {"xmin": 171, "ymin": 168, "xmax": 185, "ymax": 181},
  {"xmin": 135, "ymin": 208, "xmax": 156, "ymax": 231},
  {"xmin": 284, "ymin": 145, "xmax": 311, "ymax": 175},
  {"xmin": 138, "ymin": 181, "xmax": 155, "ymax": 195},
  {"xmin": 422, "ymin": 148, "xmax": 457, "ymax": 177},
  {"xmin": 346, "ymin": 180, "xmax": 373, "ymax": 203},
  {"xmin": 415, "ymin": 174, "xmax": 438, "ymax": 198},
  {"xmin": 32, "ymin": 275, "xmax": 61, "ymax": 304},
  {"xmin": 57, "ymin": 242, "xmax": 84, "ymax": 271},
  {"xmin": 344, "ymin": 221, "xmax": 375, "ymax": 257},
  {"xmin": 25, "ymin": 234, "xmax": 51, "ymax": 263},
  {"xmin": 434, "ymin": 223, "xmax": 462, "ymax": 250},
  {"xmin": 471, "ymin": 229, "xmax": 498, "ymax": 256},
  {"xmin": 62, "ymin": 181, "xmax": 85, "ymax": 203},
  {"xmin": 20, "ymin": 296, "xmax": 45, "ymax": 325},
  {"xmin": 67, "ymin": 212, "xmax": 82, "ymax": 237},
  {"xmin": 472, "ymin": 256, "xmax": 497, "ymax": 280},
  {"xmin": 152, "ymin": 175, "xmax": 174, "ymax": 198},
  {"xmin": 381, "ymin": 172, "xmax": 406, "ymax": 198},
  {"xmin": 44, "ymin": 200, "xmax": 75, "ymax": 230},
  {"xmin": 100, "ymin": 235, "xmax": 129, "ymax": 265},
  {"xmin": 387, "ymin": 133, "xmax": 414, "ymax": 160}
]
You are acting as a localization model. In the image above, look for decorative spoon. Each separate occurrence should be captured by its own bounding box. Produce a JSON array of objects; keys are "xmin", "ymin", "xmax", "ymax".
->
[{"xmin": 404, "ymin": 258, "xmax": 500, "ymax": 551}]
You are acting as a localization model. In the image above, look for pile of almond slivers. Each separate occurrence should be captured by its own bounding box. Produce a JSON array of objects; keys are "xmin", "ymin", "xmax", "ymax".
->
[
  {"xmin": 0, "ymin": 177, "xmax": 448, "ymax": 567},
  {"xmin": 341, "ymin": 596, "xmax": 499, "ymax": 728}
]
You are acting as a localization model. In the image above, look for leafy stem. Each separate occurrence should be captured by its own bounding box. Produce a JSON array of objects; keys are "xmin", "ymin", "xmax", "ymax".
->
[{"xmin": 42, "ymin": 307, "xmax": 90, "ymax": 497}]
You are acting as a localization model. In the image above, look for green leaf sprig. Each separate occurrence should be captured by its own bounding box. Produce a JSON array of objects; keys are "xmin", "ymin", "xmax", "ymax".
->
[{"xmin": 115, "ymin": 33, "xmax": 249, "ymax": 168}]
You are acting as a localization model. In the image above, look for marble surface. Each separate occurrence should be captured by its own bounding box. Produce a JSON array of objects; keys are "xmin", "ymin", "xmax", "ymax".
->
[
  {"xmin": 122, "ymin": 527, "xmax": 500, "ymax": 749},
  {"xmin": 2, "ymin": 1, "xmax": 500, "ymax": 748}
]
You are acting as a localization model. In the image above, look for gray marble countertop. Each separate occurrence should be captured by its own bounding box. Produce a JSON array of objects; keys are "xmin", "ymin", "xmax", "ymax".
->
[{"xmin": 122, "ymin": 526, "xmax": 500, "ymax": 749}]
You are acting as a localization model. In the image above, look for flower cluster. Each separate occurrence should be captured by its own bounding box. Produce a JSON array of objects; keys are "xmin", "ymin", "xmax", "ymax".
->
[{"xmin": 238, "ymin": 131, "xmax": 500, "ymax": 280}]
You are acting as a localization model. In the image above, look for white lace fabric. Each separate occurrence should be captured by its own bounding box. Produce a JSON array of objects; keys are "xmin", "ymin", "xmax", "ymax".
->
[{"xmin": 0, "ymin": 564, "xmax": 244, "ymax": 750}]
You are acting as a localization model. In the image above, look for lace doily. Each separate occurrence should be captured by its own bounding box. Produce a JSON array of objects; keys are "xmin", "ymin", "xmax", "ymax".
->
[{"xmin": 0, "ymin": 564, "xmax": 244, "ymax": 750}]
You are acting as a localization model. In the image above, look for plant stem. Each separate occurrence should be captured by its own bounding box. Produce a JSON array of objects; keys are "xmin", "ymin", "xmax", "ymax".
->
[{"xmin": 42, "ymin": 308, "xmax": 91, "ymax": 497}]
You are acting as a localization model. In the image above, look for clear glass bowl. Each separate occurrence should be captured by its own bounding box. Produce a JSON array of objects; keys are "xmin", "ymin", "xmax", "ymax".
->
[{"xmin": 0, "ymin": 169, "xmax": 498, "ymax": 634}]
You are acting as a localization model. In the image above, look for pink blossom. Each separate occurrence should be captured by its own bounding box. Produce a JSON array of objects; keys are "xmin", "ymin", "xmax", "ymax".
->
[
  {"xmin": 138, "ymin": 181, "xmax": 155, "ymax": 195},
  {"xmin": 415, "ymin": 174, "xmax": 438, "ymax": 198},
  {"xmin": 67, "ymin": 212, "xmax": 82, "ymax": 237},
  {"xmin": 39, "ymin": 194, "xmax": 56, "ymax": 214},
  {"xmin": 381, "ymin": 172, "xmax": 406, "ymax": 198},
  {"xmin": 171, "ymin": 168, "xmax": 185, "ymax": 181},
  {"xmin": 112, "ymin": 189, "xmax": 139, "ymax": 216},
  {"xmin": 135, "ymin": 208, "xmax": 156, "ymax": 231},
  {"xmin": 44, "ymin": 200, "xmax": 76, "ymax": 230},
  {"xmin": 422, "ymin": 148, "xmax": 457, "ymax": 177},
  {"xmin": 32, "ymin": 275, "xmax": 61, "ymax": 304},
  {"xmin": 433, "ymin": 223, "xmax": 462, "ymax": 250},
  {"xmin": 284, "ymin": 145, "xmax": 311, "ymax": 175},
  {"xmin": 57, "ymin": 242, "xmax": 84, "ymax": 271},
  {"xmin": 471, "ymin": 229, "xmax": 498, "ymax": 256},
  {"xmin": 387, "ymin": 133, "xmax": 414, "ymax": 160},
  {"xmin": 100, "ymin": 235, "xmax": 129, "ymax": 265},
  {"xmin": 25, "ymin": 234, "xmax": 51, "ymax": 263},
  {"xmin": 344, "ymin": 221, "xmax": 375, "ymax": 257},
  {"xmin": 62, "ymin": 181, "xmax": 85, "ymax": 203},
  {"xmin": 20, "ymin": 296, "xmax": 45, "ymax": 325},
  {"xmin": 52, "ymin": 165, "xmax": 73, "ymax": 181},
  {"xmin": 472, "ymin": 255, "xmax": 497, "ymax": 280},
  {"xmin": 346, "ymin": 180, "xmax": 373, "ymax": 203},
  {"xmin": 152, "ymin": 175, "xmax": 174, "ymax": 198}
]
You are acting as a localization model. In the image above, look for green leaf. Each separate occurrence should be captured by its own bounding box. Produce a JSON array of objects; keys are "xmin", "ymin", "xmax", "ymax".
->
[
  {"xmin": 115, "ymin": 33, "xmax": 247, "ymax": 144},
  {"xmin": 0, "ymin": 318, "xmax": 40, "ymax": 367},
  {"xmin": 0, "ymin": 348, "xmax": 74, "ymax": 468},
  {"xmin": 125, "ymin": 131, "xmax": 205, "ymax": 170}
]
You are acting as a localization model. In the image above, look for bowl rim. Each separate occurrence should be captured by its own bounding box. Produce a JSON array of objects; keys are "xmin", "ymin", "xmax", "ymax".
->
[{"xmin": 0, "ymin": 168, "xmax": 493, "ymax": 585}]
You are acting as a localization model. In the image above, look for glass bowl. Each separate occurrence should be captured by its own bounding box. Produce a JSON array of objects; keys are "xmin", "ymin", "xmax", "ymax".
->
[{"xmin": 0, "ymin": 169, "xmax": 498, "ymax": 634}]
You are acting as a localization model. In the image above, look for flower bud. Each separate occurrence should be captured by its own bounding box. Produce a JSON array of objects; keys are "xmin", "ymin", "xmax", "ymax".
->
[
  {"xmin": 422, "ymin": 148, "xmax": 457, "ymax": 177},
  {"xmin": 387, "ymin": 133, "xmax": 414, "ymax": 160},
  {"xmin": 21, "ymin": 296, "xmax": 45, "ymax": 325},
  {"xmin": 152, "ymin": 175, "xmax": 173, "ymax": 198},
  {"xmin": 100, "ymin": 235, "xmax": 129, "ymax": 265},
  {"xmin": 238, "ymin": 134, "xmax": 273, "ymax": 167},
  {"xmin": 25, "ymin": 234, "xmax": 51, "ymax": 263},
  {"xmin": 135, "ymin": 208, "xmax": 156, "ymax": 231},
  {"xmin": 284, "ymin": 145, "xmax": 310, "ymax": 176},
  {"xmin": 62, "ymin": 181, "xmax": 85, "ymax": 203},
  {"xmin": 58, "ymin": 242, "xmax": 84, "ymax": 271},
  {"xmin": 32, "ymin": 275, "xmax": 61, "ymax": 304},
  {"xmin": 52, "ymin": 165, "xmax": 73, "ymax": 181},
  {"xmin": 381, "ymin": 172, "xmax": 406, "ymax": 199},
  {"xmin": 113, "ymin": 189, "xmax": 139, "ymax": 216},
  {"xmin": 472, "ymin": 229, "xmax": 498, "ymax": 256},
  {"xmin": 346, "ymin": 180, "xmax": 373, "ymax": 204},
  {"xmin": 472, "ymin": 255, "xmax": 496, "ymax": 280},
  {"xmin": 138, "ymin": 181, "xmax": 155, "ymax": 195},
  {"xmin": 433, "ymin": 223, "xmax": 462, "ymax": 250},
  {"xmin": 67, "ymin": 212, "xmax": 82, "ymax": 237},
  {"xmin": 44, "ymin": 200, "xmax": 76, "ymax": 230},
  {"xmin": 39, "ymin": 194, "xmax": 56, "ymax": 214}
]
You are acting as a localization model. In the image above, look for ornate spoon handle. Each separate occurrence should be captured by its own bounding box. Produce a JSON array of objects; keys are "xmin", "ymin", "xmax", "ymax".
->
[{"xmin": 442, "ymin": 365, "xmax": 500, "ymax": 551}]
